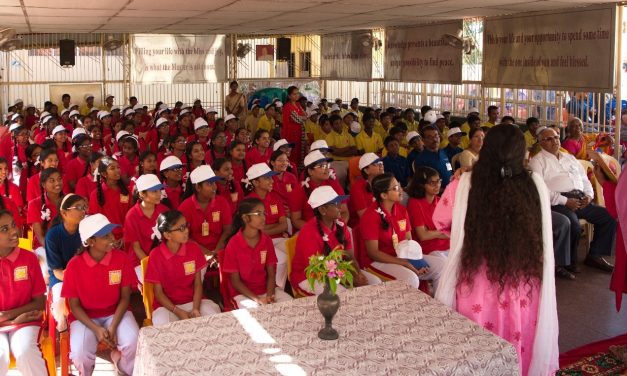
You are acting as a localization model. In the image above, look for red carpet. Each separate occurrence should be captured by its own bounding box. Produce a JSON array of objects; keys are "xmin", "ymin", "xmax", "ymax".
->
[{"xmin": 558, "ymin": 334, "xmax": 627, "ymax": 375}]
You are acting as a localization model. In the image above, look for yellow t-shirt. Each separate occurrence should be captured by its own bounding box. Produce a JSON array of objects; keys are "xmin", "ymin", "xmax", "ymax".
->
[
  {"xmin": 245, "ymin": 114, "xmax": 260, "ymax": 133},
  {"xmin": 524, "ymin": 130, "xmax": 536, "ymax": 149},
  {"xmin": 314, "ymin": 128, "xmax": 332, "ymax": 141},
  {"xmin": 355, "ymin": 131, "xmax": 383, "ymax": 154},
  {"xmin": 305, "ymin": 120, "xmax": 318, "ymax": 139},
  {"xmin": 439, "ymin": 126, "xmax": 450, "ymax": 148},
  {"xmin": 79, "ymin": 105, "xmax": 93, "ymax": 116},
  {"xmin": 374, "ymin": 123, "xmax": 391, "ymax": 141},
  {"xmin": 326, "ymin": 129, "xmax": 356, "ymax": 161},
  {"xmin": 257, "ymin": 115, "xmax": 275, "ymax": 132},
  {"xmin": 460, "ymin": 122, "xmax": 470, "ymax": 134},
  {"xmin": 481, "ymin": 121, "xmax": 496, "ymax": 128},
  {"xmin": 403, "ymin": 119, "xmax": 419, "ymax": 133}
]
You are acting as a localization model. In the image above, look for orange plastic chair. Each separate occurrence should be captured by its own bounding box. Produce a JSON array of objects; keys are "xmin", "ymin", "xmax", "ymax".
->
[
  {"xmin": 284, "ymin": 234, "xmax": 312, "ymax": 298},
  {"xmin": 348, "ymin": 156, "xmax": 362, "ymax": 186},
  {"xmin": 140, "ymin": 257, "xmax": 154, "ymax": 327}
]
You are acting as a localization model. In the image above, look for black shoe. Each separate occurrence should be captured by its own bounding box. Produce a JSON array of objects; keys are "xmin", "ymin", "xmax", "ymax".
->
[
  {"xmin": 565, "ymin": 264, "xmax": 581, "ymax": 273},
  {"xmin": 556, "ymin": 267, "xmax": 575, "ymax": 280},
  {"xmin": 584, "ymin": 255, "xmax": 614, "ymax": 273}
]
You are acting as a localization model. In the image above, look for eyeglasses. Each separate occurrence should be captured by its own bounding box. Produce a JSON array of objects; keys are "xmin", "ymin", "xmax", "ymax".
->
[
  {"xmin": 370, "ymin": 162, "xmax": 384, "ymax": 167},
  {"xmin": 388, "ymin": 185, "xmax": 402, "ymax": 192},
  {"xmin": 66, "ymin": 205, "xmax": 88, "ymax": 212},
  {"xmin": 176, "ymin": 140, "xmax": 187, "ymax": 144},
  {"xmin": 427, "ymin": 179, "xmax": 442, "ymax": 186},
  {"xmin": 166, "ymin": 167, "xmax": 183, "ymax": 172},
  {"xmin": 168, "ymin": 223, "xmax": 189, "ymax": 232},
  {"xmin": 314, "ymin": 163, "xmax": 329, "ymax": 170},
  {"xmin": 214, "ymin": 136, "xmax": 226, "ymax": 140},
  {"xmin": 78, "ymin": 144, "xmax": 92, "ymax": 148},
  {"xmin": 540, "ymin": 136, "xmax": 560, "ymax": 142},
  {"xmin": 246, "ymin": 211, "xmax": 266, "ymax": 217}
]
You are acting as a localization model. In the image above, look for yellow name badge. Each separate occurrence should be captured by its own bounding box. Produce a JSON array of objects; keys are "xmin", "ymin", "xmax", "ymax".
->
[
  {"xmin": 183, "ymin": 261, "xmax": 196, "ymax": 275},
  {"xmin": 270, "ymin": 204, "xmax": 278, "ymax": 215},
  {"xmin": 212, "ymin": 211, "xmax": 221, "ymax": 223},
  {"xmin": 120, "ymin": 195, "xmax": 129, "ymax": 204},
  {"xmin": 14, "ymin": 266, "xmax": 28, "ymax": 281},
  {"xmin": 398, "ymin": 219, "xmax": 407, "ymax": 232},
  {"xmin": 286, "ymin": 184, "xmax": 292, "ymax": 193},
  {"xmin": 260, "ymin": 250, "xmax": 267, "ymax": 264},
  {"xmin": 109, "ymin": 270, "xmax": 122, "ymax": 285}
]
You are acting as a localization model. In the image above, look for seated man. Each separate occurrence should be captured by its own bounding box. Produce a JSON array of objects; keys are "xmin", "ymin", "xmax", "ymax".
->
[
  {"xmin": 382, "ymin": 136, "xmax": 410, "ymax": 187},
  {"xmin": 411, "ymin": 125, "xmax": 452, "ymax": 189},
  {"xmin": 326, "ymin": 114, "xmax": 359, "ymax": 188},
  {"xmin": 530, "ymin": 127, "xmax": 616, "ymax": 272}
]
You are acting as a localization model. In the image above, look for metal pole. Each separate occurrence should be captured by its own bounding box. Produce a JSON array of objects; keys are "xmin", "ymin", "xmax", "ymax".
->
[
  {"xmin": 614, "ymin": 4, "xmax": 623, "ymax": 160},
  {"xmin": 101, "ymin": 34, "xmax": 106, "ymax": 101}
]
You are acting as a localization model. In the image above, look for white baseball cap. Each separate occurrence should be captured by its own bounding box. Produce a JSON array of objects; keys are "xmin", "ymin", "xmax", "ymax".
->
[
  {"xmin": 274, "ymin": 101, "xmax": 283, "ymax": 108},
  {"xmin": 406, "ymin": 131, "xmax": 421, "ymax": 144},
  {"xmin": 350, "ymin": 121, "xmax": 361, "ymax": 134},
  {"xmin": 436, "ymin": 114, "xmax": 445, "ymax": 120},
  {"xmin": 111, "ymin": 106, "xmax": 121, "ymax": 112},
  {"xmin": 396, "ymin": 239, "xmax": 423, "ymax": 260},
  {"xmin": 61, "ymin": 108, "xmax": 70, "ymax": 116},
  {"xmin": 11, "ymin": 113, "xmax": 22, "ymax": 120},
  {"xmin": 97, "ymin": 111, "xmax": 111, "ymax": 120},
  {"xmin": 468, "ymin": 107, "xmax": 479, "ymax": 114},
  {"xmin": 79, "ymin": 213, "xmax": 119, "ymax": 243},
  {"xmin": 115, "ymin": 131, "xmax": 130, "ymax": 143},
  {"xmin": 89, "ymin": 107, "xmax": 99, "ymax": 113},
  {"xmin": 304, "ymin": 150, "xmax": 332, "ymax": 167},
  {"xmin": 156, "ymin": 118, "xmax": 169, "ymax": 128},
  {"xmin": 105, "ymin": 94, "xmax": 114, "ymax": 100},
  {"xmin": 135, "ymin": 174, "xmax": 164, "ymax": 192},
  {"xmin": 52, "ymin": 125, "xmax": 67, "ymax": 136},
  {"xmin": 310, "ymin": 140, "xmax": 331, "ymax": 152},
  {"xmin": 41, "ymin": 115, "xmax": 53, "ymax": 124},
  {"xmin": 273, "ymin": 139, "xmax": 295, "ymax": 151},
  {"xmin": 69, "ymin": 103, "xmax": 79, "ymax": 110},
  {"xmin": 330, "ymin": 104, "xmax": 340, "ymax": 112},
  {"xmin": 447, "ymin": 127, "xmax": 466, "ymax": 138},
  {"xmin": 207, "ymin": 107, "xmax": 218, "ymax": 114},
  {"xmin": 423, "ymin": 110, "xmax": 437, "ymax": 124},
  {"xmin": 178, "ymin": 108, "xmax": 190, "ymax": 117},
  {"xmin": 71, "ymin": 128, "xmax": 88, "ymax": 139},
  {"xmin": 159, "ymin": 156, "xmax": 183, "ymax": 172},
  {"xmin": 359, "ymin": 153, "xmax": 383, "ymax": 170},
  {"xmin": 308, "ymin": 186, "xmax": 349, "ymax": 209},
  {"xmin": 194, "ymin": 118, "xmax": 209, "ymax": 131},
  {"xmin": 156, "ymin": 108, "xmax": 169, "ymax": 117},
  {"xmin": 250, "ymin": 104, "xmax": 259, "ymax": 111},
  {"xmin": 9, "ymin": 123, "xmax": 23, "ymax": 132},
  {"xmin": 69, "ymin": 110, "xmax": 80, "ymax": 118},
  {"xmin": 84, "ymin": 93, "xmax": 94, "ymax": 101},
  {"xmin": 14, "ymin": 98, "xmax": 23, "ymax": 105},
  {"xmin": 190, "ymin": 165, "xmax": 222, "ymax": 184},
  {"xmin": 40, "ymin": 111, "xmax": 50, "ymax": 119},
  {"xmin": 25, "ymin": 104, "xmax": 35, "ymax": 110},
  {"xmin": 264, "ymin": 103, "xmax": 275, "ymax": 111},
  {"xmin": 133, "ymin": 103, "xmax": 144, "ymax": 111},
  {"xmin": 224, "ymin": 114, "xmax": 238, "ymax": 122},
  {"xmin": 124, "ymin": 108, "xmax": 135, "ymax": 117},
  {"xmin": 246, "ymin": 163, "xmax": 278, "ymax": 181}
]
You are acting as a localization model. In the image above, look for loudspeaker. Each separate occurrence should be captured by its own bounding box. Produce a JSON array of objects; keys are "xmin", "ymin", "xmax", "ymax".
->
[
  {"xmin": 277, "ymin": 38, "xmax": 291, "ymax": 61},
  {"xmin": 59, "ymin": 39, "xmax": 75, "ymax": 67}
]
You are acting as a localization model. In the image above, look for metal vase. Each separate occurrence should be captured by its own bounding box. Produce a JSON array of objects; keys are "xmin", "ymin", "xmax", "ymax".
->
[{"xmin": 316, "ymin": 282, "xmax": 340, "ymax": 340}]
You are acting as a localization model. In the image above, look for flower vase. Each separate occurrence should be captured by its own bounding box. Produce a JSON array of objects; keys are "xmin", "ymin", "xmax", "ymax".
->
[{"xmin": 316, "ymin": 282, "xmax": 340, "ymax": 340}]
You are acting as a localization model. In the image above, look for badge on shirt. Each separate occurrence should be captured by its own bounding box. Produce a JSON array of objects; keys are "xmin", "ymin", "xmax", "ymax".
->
[
  {"xmin": 14, "ymin": 266, "xmax": 28, "ymax": 281},
  {"xmin": 202, "ymin": 221, "xmax": 209, "ymax": 236},
  {"xmin": 260, "ymin": 250, "xmax": 267, "ymax": 264},
  {"xmin": 270, "ymin": 204, "xmax": 278, "ymax": 215},
  {"xmin": 109, "ymin": 270, "xmax": 122, "ymax": 285},
  {"xmin": 183, "ymin": 261, "xmax": 196, "ymax": 276},
  {"xmin": 211, "ymin": 211, "xmax": 221, "ymax": 223},
  {"xmin": 398, "ymin": 219, "xmax": 407, "ymax": 232},
  {"xmin": 120, "ymin": 195, "xmax": 129, "ymax": 204},
  {"xmin": 286, "ymin": 184, "xmax": 292, "ymax": 193},
  {"xmin": 446, "ymin": 163, "xmax": 453, "ymax": 171}
]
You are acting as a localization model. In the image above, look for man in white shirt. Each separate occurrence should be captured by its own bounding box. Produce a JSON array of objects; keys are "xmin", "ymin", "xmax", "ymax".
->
[{"xmin": 530, "ymin": 128, "xmax": 616, "ymax": 273}]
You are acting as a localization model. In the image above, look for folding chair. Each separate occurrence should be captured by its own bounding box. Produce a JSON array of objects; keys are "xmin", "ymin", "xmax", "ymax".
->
[
  {"xmin": 140, "ymin": 256, "xmax": 154, "ymax": 327},
  {"xmin": 284, "ymin": 234, "xmax": 313, "ymax": 298},
  {"xmin": 217, "ymin": 250, "xmax": 236, "ymax": 311}
]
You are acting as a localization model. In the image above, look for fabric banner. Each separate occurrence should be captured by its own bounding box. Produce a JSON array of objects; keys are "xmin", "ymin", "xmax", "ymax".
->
[
  {"xmin": 482, "ymin": 5, "xmax": 616, "ymax": 91},
  {"xmin": 131, "ymin": 34, "xmax": 227, "ymax": 84},
  {"xmin": 385, "ymin": 21, "xmax": 463, "ymax": 83},
  {"xmin": 321, "ymin": 31, "xmax": 372, "ymax": 80}
]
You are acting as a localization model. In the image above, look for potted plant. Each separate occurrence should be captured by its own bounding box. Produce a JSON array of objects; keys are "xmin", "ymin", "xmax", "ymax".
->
[{"xmin": 305, "ymin": 247, "xmax": 356, "ymax": 340}]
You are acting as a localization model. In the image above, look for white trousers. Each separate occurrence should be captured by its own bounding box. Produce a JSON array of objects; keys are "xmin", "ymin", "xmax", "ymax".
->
[
  {"xmin": 51, "ymin": 282, "xmax": 68, "ymax": 332},
  {"xmin": 152, "ymin": 300, "xmax": 220, "ymax": 326},
  {"xmin": 297, "ymin": 270, "xmax": 382, "ymax": 295},
  {"xmin": 272, "ymin": 238, "xmax": 287, "ymax": 289},
  {"xmin": 69, "ymin": 311, "xmax": 138, "ymax": 376},
  {"xmin": 370, "ymin": 261, "xmax": 420, "ymax": 289},
  {"xmin": 0, "ymin": 325, "xmax": 47, "ymax": 376},
  {"xmin": 420, "ymin": 252, "xmax": 448, "ymax": 293},
  {"xmin": 34, "ymin": 247, "xmax": 49, "ymax": 284},
  {"xmin": 234, "ymin": 290, "xmax": 293, "ymax": 309}
]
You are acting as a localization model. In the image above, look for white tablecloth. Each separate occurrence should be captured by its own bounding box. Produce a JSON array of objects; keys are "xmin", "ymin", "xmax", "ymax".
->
[{"xmin": 134, "ymin": 281, "xmax": 519, "ymax": 375}]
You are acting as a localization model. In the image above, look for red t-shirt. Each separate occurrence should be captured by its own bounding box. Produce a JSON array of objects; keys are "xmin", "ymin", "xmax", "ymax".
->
[
  {"xmin": 163, "ymin": 184, "xmax": 184, "ymax": 210},
  {"xmin": 145, "ymin": 242, "xmax": 207, "ymax": 309},
  {"xmin": 289, "ymin": 178, "xmax": 345, "ymax": 222},
  {"xmin": 124, "ymin": 202, "xmax": 169, "ymax": 266},
  {"xmin": 0, "ymin": 248, "xmax": 46, "ymax": 315},
  {"xmin": 26, "ymin": 173, "xmax": 41, "ymax": 203},
  {"xmin": 27, "ymin": 194, "xmax": 59, "ymax": 248},
  {"xmin": 406, "ymin": 197, "xmax": 450, "ymax": 254},
  {"xmin": 215, "ymin": 181, "xmax": 243, "ymax": 215},
  {"xmin": 178, "ymin": 195, "xmax": 232, "ymax": 251},
  {"xmin": 231, "ymin": 161, "xmax": 246, "ymax": 190},
  {"xmin": 62, "ymin": 250, "xmax": 135, "ymax": 321},
  {"xmin": 246, "ymin": 191, "xmax": 286, "ymax": 238},
  {"xmin": 222, "ymin": 231, "xmax": 277, "ymax": 296},
  {"xmin": 290, "ymin": 218, "xmax": 352, "ymax": 286},
  {"xmin": 64, "ymin": 157, "xmax": 89, "ymax": 192},
  {"xmin": 271, "ymin": 171, "xmax": 299, "ymax": 211},
  {"xmin": 281, "ymin": 102, "xmax": 306, "ymax": 164},
  {"xmin": 348, "ymin": 177, "xmax": 374, "ymax": 227},
  {"xmin": 75, "ymin": 174, "xmax": 97, "ymax": 200},
  {"xmin": 2, "ymin": 181, "xmax": 24, "ymax": 211},
  {"xmin": 88, "ymin": 184, "xmax": 131, "ymax": 240},
  {"xmin": 244, "ymin": 147, "xmax": 272, "ymax": 167},
  {"xmin": 360, "ymin": 203, "xmax": 411, "ymax": 268},
  {"xmin": 116, "ymin": 154, "xmax": 139, "ymax": 180}
]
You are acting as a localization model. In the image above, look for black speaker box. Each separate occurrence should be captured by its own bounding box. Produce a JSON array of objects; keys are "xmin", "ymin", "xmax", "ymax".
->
[
  {"xmin": 277, "ymin": 38, "xmax": 291, "ymax": 61},
  {"xmin": 59, "ymin": 39, "xmax": 75, "ymax": 67}
]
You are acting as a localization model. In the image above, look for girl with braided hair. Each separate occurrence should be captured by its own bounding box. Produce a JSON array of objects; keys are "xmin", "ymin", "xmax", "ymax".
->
[
  {"xmin": 212, "ymin": 158, "xmax": 244, "ymax": 215},
  {"xmin": 0, "ymin": 157, "xmax": 24, "ymax": 220},
  {"xmin": 291, "ymin": 186, "xmax": 378, "ymax": 295},
  {"xmin": 64, "ymin": 134, "xmax": 92, "ymax": 192},
  {"xmin": 27, "ymin": 167, "xmax": 63, "ymax": 250},
  {"xmin": 75, "ymin": 152, "xmax": 103, "ymax": 199},
  {"xmin": 26, "ymin": 148, "xmax": 58, "ymax": 202}
]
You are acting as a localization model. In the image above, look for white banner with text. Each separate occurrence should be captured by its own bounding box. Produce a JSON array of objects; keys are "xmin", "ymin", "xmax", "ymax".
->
[
  {"xmin": 131, "ymin": 34, "xmax": 227, "ymax": 84},
  {"xmin": 385, "ymin": 21, "xmax": 463, "ymax": 83},
  {"xmin": 482, "ymin": 5, "xmax": 616, "ymax": 91},
  {"xmin": 321, "ymin": 31, "xmax": 373, "ymax": 81}
]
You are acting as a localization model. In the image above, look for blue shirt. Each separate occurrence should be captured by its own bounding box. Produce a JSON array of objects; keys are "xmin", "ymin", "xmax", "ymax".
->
[
  {"xmin": 412, "ymin": 149, "xmax": 452, "ymax": 187},
  {"xmin": 45, "ymin": 223, "xmax": 82, "ymax": 287},
  {"xmin": 443, "ymin": 145, "xmax": 463, "ymax": 168},
  {"xmin": 382, "ymin": 154, "xmax": 411, "ymax": 187}
]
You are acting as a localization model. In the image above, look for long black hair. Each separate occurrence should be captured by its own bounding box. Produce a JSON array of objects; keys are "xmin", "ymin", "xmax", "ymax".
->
[
  {"xmin": 313, "ymin": 207, "xmax": 346, "ymax": 256},
  {"xmin": 95, "ymin": 157, "xmax": 129, "ymax": 207},
  {"xmin": 371, "ymin": 173, "xmax": 396, "ymax": 231},
  {"xmin": 71, "ymin": 134, "xmax": 91, "ymax": 159},
  {"xmin": 50, "ymin": 193, "xmax": 84, "ymax": 228},
  {"xmin": 208, "ymin": 130, "xmax": 226, "ymax": 162},
  {"xmin": 150, "ymin": 209, "xmax": 185, "ymax": 249},
  {"xmin": 40, "ymin": 167, "xmax": 63, "ymax": 232},
  {"xmin": 0, "ymin": 157, "xmax": 11, "ymax": 200},
  {"xmin": 406, "ymin": 166, "xmax": 439, "ymax": 199},
  {"xmin": 138, "ymin": 151, "xmax": 157, "ymax": 176},
  {"xmin": 212, "ymin": 158, "xmax": 237, "ymax": 194},
  {"xmin": 185, "ymin": 140, "xmax": 205, "ymax": 173},
  {"xmin": 224, "ymin": 198, "xmax": 263, "ymax": 244},
  {"xmin": 270, "ymin": 149, "xmax": 293, "ymax": 174},
  {"xmin": 25, "ymin": 144, "xmax": 42, "ymax": 179}
]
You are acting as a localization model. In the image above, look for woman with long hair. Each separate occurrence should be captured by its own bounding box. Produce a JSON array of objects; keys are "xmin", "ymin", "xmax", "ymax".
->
[
  {"xmin": 281, "ymin": 86, "xmax": 307, "ymax": 168},
  {"xmin": 212, "ymin": 158, "xmax": 244, "ymax": 215},
  {"xmin": 245, "ymin": 129, "xmax": 272, "ymax": 166},
  {"xmin": 435, "ymin": 125, "xmax": 558, "ymax": 375},
  {"xmin": 145, "ymin": 210, "xmax": 220, "ymax": 325},
  {"xmin": 222, "ymin": 198, "xmax": 292, "ymax": 309},
  {"xmin": 348, "ymin": 153, "xmax": 384, "ymax": 227},
  {"xmin": 20, "ymin": 144, "xmax": 42, "ymax": 197}
]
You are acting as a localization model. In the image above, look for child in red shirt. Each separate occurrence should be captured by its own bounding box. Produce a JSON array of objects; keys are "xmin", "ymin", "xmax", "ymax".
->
[
  {"xmin": 222, "ymin": 198, "xmax": 292, "ymax": 309},
  {"xmin": 145, "ymin": 210, "xmax": 220, "ymax": 326},
  {"xmin": 212, "ymin": 158, "xmax": 243, "ymax": 215},
  {"xmin": 27, "ymin": 167, "xmax": 63, "ymax": 250},
  {"xmin": 62, "ymin": 214, "xmax": 138, "ymax": 376},
  {"xmin": 64, "ymin": 134, "xmax": 92, "ymax": 193},
  {"xmin": 26, "ymin": 148, "xmax": 59, "ymax": 202},
  {"xmin": 245, "ymin": 130, "xmax": 272, "ymax": 166},
  {"xmin": 75, "ymin": 152, "xmax": 103, "ymax": 200},
  {"xmin": 116, "ymin": 134, "xmax": 140, "ymax": 187}
]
